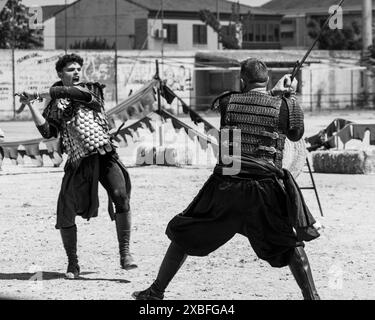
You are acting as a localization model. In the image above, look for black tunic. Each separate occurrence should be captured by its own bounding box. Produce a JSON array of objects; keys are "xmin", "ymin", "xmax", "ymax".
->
[
  {"xmin": 166, "ymin": 90, "xmax": 319, "ymax": 268},
  {"xmin": 36, "ymin": 82, "xmax": 131, "ymax": 229}
]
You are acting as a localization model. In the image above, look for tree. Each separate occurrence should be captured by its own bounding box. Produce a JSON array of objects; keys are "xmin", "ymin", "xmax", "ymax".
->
[
  {"xmin": 307, "ymin": 18, "xmax": 361, "ymax": 50},
  {"xmin": 0, "ymin": 0, "xmax": 43, "ymax": 49},
  {"xmin": 199, "ymin": 9, "xmax": 241, "ymax": 49}
]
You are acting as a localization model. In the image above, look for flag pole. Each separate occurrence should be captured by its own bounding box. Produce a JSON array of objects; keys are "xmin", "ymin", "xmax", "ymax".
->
[{"xmin": 155, "ymin": 60, "xmax": 164, "ymax": 147}]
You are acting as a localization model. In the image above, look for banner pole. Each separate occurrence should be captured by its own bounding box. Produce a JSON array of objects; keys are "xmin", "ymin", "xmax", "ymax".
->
[{"xmin": 155, "ymin": 60, "xmax": 163, "ymax": 147}]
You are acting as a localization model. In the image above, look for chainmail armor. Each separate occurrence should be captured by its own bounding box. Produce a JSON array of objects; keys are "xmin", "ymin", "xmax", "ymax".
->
[
  {"xmin": 223, "ymin": 91, "xmax": 286, "ymax": 168},
  {"xmin": 61, "ymin": 105, "xmax": 111, "ymax": 166},
  {"xmin": 43, "ymin": 90, "xmax": 112, "ymax": 167}
]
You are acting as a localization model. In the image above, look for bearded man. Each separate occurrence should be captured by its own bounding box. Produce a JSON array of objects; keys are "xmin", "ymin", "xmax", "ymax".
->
[{"xmin": 132, "ymin": 58, "xmax": 320, "ymax": 300}]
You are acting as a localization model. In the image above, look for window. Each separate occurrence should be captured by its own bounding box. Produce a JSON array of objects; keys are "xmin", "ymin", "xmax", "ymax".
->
[
  {"xmin": 268, "ymin": 24, "xmax": 274, "ymax": 42},
  {"xmin": 193, "ymin": 25, "xmax": 207, "ymax": 45},
  {"xmin": 255, "ymin": 23, "xmax": 260, "ymax": 41},
  {"xmin": 261, "ymin": 24, "xmax": 267, "ymax": 42},
  {"xmin": 281, "ymin": 31, "xmax": 294, "ymax": 39},
  {"xmin": 274, "ymin": 25, "xmax": 280, "ymax": 41},
  {"xmin": 281, "ymin": 19, "xmax": 293, "ymax": 25},
  {"xmin": 163, "ymin": 24, "xmax": 178, "ymax": 44},
  {"xmin": 243, "ymin": 23, "xmax": 254, "ymax": 42}
]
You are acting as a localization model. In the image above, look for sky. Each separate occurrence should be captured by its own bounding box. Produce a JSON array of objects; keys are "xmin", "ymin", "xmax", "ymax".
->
[{"xmin": 22, "ymin": 0, "xmax": 271, "ymax": 8}]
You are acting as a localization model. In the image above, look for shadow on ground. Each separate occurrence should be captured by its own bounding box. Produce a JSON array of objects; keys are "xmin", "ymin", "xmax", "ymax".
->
[{"xmin": 0, "ymin": 271, "xmax": 130, "ymax": 283}]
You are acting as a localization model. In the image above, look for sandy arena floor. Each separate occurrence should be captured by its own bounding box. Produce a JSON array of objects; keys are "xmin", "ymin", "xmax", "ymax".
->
[{"xmin": 1, "ymin": 111, "xmax": 375, "ymax": 300}]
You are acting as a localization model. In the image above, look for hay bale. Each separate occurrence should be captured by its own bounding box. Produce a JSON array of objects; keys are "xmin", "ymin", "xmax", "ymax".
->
[
  {"xmin": 364, "ymin": 148, "xmax": 375, "ymax": 174},
  {"xmin": 312, "ymin": 149, "xmax": 375, "ymax": 174}
]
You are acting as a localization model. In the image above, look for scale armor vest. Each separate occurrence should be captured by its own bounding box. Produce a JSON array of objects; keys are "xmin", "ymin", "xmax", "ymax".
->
[
  {"xmin": 58, "ymin": 100, "xmax": 111, "ymax": 166},
  {"xmin": 223, "ymin": 91, "xmax": 286, "ymax": 168}
]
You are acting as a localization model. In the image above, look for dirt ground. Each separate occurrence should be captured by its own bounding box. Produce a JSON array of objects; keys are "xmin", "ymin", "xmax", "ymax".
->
[{"xmin": 1, "ymin": 111, "xmax": 375, "ymax": 300}]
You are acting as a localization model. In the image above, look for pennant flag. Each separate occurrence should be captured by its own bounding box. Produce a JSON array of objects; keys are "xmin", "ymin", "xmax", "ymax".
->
[
  {"xmin": 157, "ymin": 109, "xmax": 219, "ymax": 153},
  {"xmin": 107, "ymin": 79, "xmax": 158, "ymax": 122},
  {"xmin": 305, "ymin": 118, "xmax": 375, "ymax": 151},
  {"xmin": 160, "ymin": 83, "xmax": 177, "ymax": 104},
  {"xmin": 0, "ymin": 137, "xmax": 63, "ymax": 167},
  {"xmin": 3, "ymin": 145, "xmax": 19, "ymax": 160},
  {"xmin": 160, "ymin": 84, "xmax": 219, "ymax": 137},
  {"xmin": 114, "ymin": 115, "xmax": 155, "ymax": 146},
  {"xmin": 142, "ymin": 117, "xmax": 156, "ymax": 133}
]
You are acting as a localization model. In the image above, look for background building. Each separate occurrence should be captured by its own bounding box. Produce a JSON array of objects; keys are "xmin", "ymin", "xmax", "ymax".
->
[
  {"xmin": 263, "ymin": 0, "xmax": 372, "ymax": 49},
  {"xmin": 0, "ymin": 48, "xmax": 366, "ymax": 120},
  {"xmin": 43, "ymin": 0, "xmax": 282, "ymax": 51}
]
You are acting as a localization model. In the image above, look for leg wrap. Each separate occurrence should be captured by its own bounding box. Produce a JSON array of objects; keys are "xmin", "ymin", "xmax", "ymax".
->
[
  {"xmin": 151, "ymin": 241, "xmax": 188, "ymax": 295},
  {"xmin": 132, "ymin": 242, "xmax": 187, "ymax": 300},
  {"xmin": 289, "ymin": 247, "xmax": 320, "ymax": 300},
  {"xmin": 115, "ymin": 212, "xmax": 137, "ymax": 270},
  {"xmin": 60, "ymin": 225, "xmax": 80, "ymax": 278}
]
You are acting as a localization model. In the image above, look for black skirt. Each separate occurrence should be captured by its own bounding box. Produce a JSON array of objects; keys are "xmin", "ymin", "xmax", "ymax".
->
[
  {"xmin": 55, "ymin": 151, "xmax": 131, "ymax": 229},
  {"xmin": 166, "ymin": 173, "xmax": 303, "ymax": 268}
]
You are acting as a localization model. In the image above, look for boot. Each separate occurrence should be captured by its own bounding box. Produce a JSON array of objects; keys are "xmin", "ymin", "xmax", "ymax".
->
[
  {"xmin": 289, "ymin": 246, "xmax": 320, "ymax": 300},
  {"xmin": 132, "ymin": 241, "xmax": 187, "ymax": 300},
  {"xmin": 115, "ymin": 213, "xmax": 137, "ymax": 270},
  {"xmin": 60, "ymin": 225, "xmax": 80, "ymax": 279},
  {"xmin": 132, "ymin": 284, "xmax": 164, "ymax": 300}
]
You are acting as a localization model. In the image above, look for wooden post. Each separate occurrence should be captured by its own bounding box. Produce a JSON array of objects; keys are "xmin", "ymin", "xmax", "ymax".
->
[
  {"xmin": 11, "ymin": 2, "xmax": 16, "ymax": 119},
  {"xmin": 114, "ymin": 0, "xmax": 119, "ymax": 105},
  {"xmin": 64, "ymin": 0, "xmax": 67, "ymax": 53},
  {"xmin": 310, "ymin": 69, "xmax": 313, "ymax": 112},
  {"xmin": 351, "ymin": 69, "xmax": 354, "ymax": 110},
  {"xmin": 305, "ymin": 157, "xmax": 324, "ymax": 217},
  {"xmin": 216, "ymin": 0, "xmax": 220, "ymax": 49},
  {"xmin": 12, "ymin": 48, "xmax": 15, "ymax": 119},
  {"xmin": 363, "ymin": 0, "xmax": 373, "ymax": 51},
  {"xmin": 156, "ymin": 60, "xmax": 164, "ymax": 147},
  {"xmin": 363, "ymin": 0, "xmax": 373, "ymax": 108}
]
